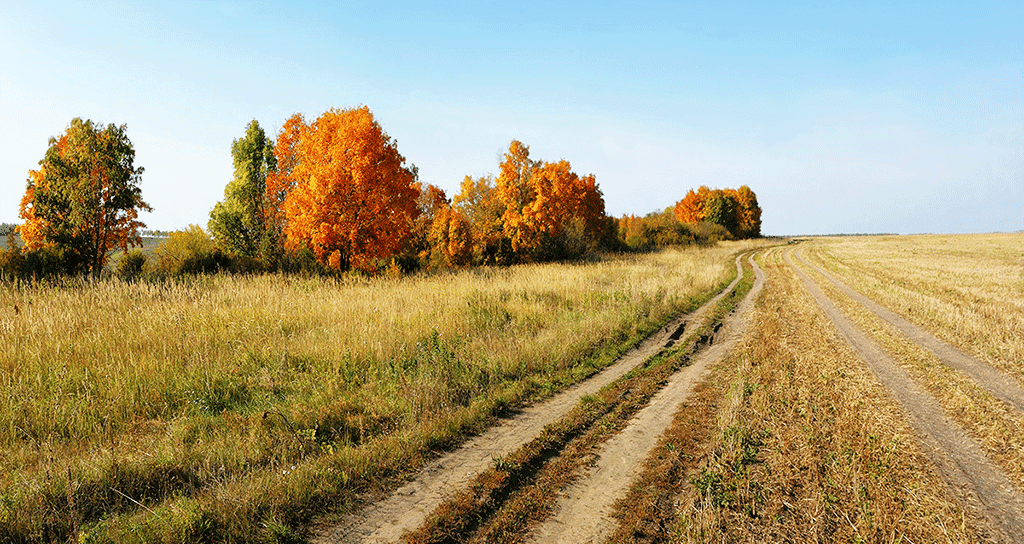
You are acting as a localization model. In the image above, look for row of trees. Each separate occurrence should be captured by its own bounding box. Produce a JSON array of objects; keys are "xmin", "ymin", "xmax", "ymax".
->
[
  {"xmin": 673, "ymin": 185, "xmax": 761, "ymax": 240},
  {"xmin": 2, "ymin": 109, "xmax": 762, "ymax": 279},
  {"xmin": 205, "ymin": 107, "xmax": 615, "ymax": 273},
  {"xmin": 617, "ymin": 186, "xmax": 762, "ymax": 251}
]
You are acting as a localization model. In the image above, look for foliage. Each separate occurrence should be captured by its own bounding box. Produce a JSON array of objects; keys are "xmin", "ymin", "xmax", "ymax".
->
[
  {"xmin": 430, "ymin": 204, "xmax": 474, "ymax": 268},
  {"xmin": 273, "ymin": 106, "xmax": 420, "ymax": 272},
  {"xmin": 0, "ymin": 238, "xmax": 23, "ymax": 278},
  {"xmin": 733, "ymin": 185, "xmax": 762, "ymax": 239},
  {"xmin": 405, "ymin": 183, "xmax": 450, "ymax": 268},
  {"xmin": 452, "ymin": 174, "xmax": 511, "ymax": 265},
  {"xmin": 115, "ymin": 249, "xmax": 149, "ymax": 280},
  {"xmin": 674, "ymin": 185, "xmax": 761, "ymax": 239},
  {"xmin": 496, "ymin": 140, "xmax": 541, "ymax": 256},
  {"xmin": 494, "ymin": 141, "xmax": 611, "ymax": 262},
  {"xmin": 154, "ymin": 225, "xmax": 228, "ymax": 275},
  {"xmin": 208, "ymin": 120, "xmax": 277, "ymax": 260},
  {"xmin": 17, "ymin": 118, "xmax": 151, "ymax": 277}
]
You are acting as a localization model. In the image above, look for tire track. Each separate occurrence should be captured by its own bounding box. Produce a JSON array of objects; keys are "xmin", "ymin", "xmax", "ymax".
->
[
  {"xmin": 784, "ymin": 247, "xmax": 1024, "ymax": 543},
  {"xmin": 314, "ymin": 256, "xmax": 747, "ymax": 543},
  {"xmin": 529, "ymin": 254, "xmax": 764, "ymax": 544}
]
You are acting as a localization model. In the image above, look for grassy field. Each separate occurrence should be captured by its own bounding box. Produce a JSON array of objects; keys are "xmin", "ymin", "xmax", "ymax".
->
[{"xmin": 0, "ymin": 242, "xmax": 763, "ymax": 542}]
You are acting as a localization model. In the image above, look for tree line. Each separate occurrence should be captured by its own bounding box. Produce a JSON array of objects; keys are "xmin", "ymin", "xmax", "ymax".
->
[{"xmin": 1, "ymin": 108, "xmax": 762, "ymax": 279}]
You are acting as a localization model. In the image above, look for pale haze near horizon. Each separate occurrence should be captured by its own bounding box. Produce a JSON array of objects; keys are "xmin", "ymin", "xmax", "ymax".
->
[{"xmin": 1, "ymin": 0, "xmax": 1021, "ymax": 236}]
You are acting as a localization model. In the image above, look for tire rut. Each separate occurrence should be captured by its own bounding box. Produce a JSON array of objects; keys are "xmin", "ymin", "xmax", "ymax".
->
[
  {"xmin": 530, "ymin": 254, "xmax": 765, "ymax": 544},
  {"xmin": 784, "ymin": 247, "xmax": 1024, "ymax": 543},
  {"xmin": 313, "ymin": 256, "xmax": 747, "ymax": 544}
]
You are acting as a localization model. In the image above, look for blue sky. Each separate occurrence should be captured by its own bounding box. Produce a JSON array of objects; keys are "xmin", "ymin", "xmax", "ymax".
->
[{"xmin": 2, "ymin": 0, "xmax": 1022, "ymax": 235}]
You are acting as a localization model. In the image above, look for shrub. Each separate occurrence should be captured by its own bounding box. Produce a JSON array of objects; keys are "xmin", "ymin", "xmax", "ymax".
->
[
  {"xmin": 154, "ymin": 225, "xmax": 229, "ymax": 276},
  {"xmin": 115, "ymin": 249, "xmax": 149, "ymax": 280}
]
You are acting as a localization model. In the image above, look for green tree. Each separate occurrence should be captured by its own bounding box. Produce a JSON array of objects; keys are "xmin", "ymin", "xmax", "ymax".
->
[
  {"xmin": 18, "ymin": 118, "xmax": 150, "ymax": 277},
  {"xmin": 702, "ymin": 191, "xmax": 739, "ymax": 237},
  {"xmin": 208, "ymin": 119, "xmax": 277, "ymax": 259}
]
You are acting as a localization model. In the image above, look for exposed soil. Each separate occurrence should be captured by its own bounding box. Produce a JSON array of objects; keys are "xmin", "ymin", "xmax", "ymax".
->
[
  {"xmin": 785, "ymin": 247, "xmax": 1024, "ymax": 543},
  {"xmin": 313, "ymin": 257, "xmax": 747, "ymax": 543},
  {"xmin": 529, "ymin": 254, "xmax": 764, "ymax": 544}
]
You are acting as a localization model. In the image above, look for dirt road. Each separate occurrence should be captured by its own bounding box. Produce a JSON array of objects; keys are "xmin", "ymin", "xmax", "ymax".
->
[
  {"xmin": 785, "ymin": 247, "xmax": 1024, "ymax": 542},
  {"xmin": 315, "ymin": 256, "xmax": 748, "ymax": 543},
  {"xmin": 530, "ymin": 254, "xmax": 763, "ymax": 543}
]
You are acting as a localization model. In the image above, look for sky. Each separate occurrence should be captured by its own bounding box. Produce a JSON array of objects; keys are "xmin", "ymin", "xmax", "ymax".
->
[{"xmin": 1, "ymin": 0, "xmax": 1022, "ymax": 236}]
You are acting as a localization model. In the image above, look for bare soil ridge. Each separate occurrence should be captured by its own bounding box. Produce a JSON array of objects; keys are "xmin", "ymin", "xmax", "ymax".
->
[
  {"xmin": 315, "ymin": 256, "xmax": 747, "ymax": 543},
  {"xmin": 796, "ymin": 247, "xmax": 1024, "ymax": 411},
  {"xmin": 531, "ymin": 254, "xmax": 764, "ymax": 544},
  {"xmin": 784, "ymin": 247, "xmax": 1024, "ymax": 543}
]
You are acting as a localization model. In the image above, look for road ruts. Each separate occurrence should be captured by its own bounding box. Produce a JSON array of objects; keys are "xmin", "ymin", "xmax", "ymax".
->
[
  {"xmin": 784, "ymin": 247, "xmax": 1024, "ymax": 543},
  {"xmin": 795, "ymin": 247, "xmax": 1024, "ymax": 411},
  {"xmin": 530, "ymin": 253, "xmax": 764, "ymax": 544},
  {"xmin": 314, "ymin": 255, "xmax": 747, "ymax": 543}
]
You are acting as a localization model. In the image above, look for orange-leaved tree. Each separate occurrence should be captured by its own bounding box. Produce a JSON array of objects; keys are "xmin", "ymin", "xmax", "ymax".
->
[
  {"xmin": 496, "ymin": 140, "xmax": 540, "ymax": 255},
  {"xmin": 271, "ymin": 107, "xmax": 420, "ymax": 272},
  {"xmin": 733, "ymin": 185, "xmax": 762, "ymax": 238},
  {"xmin": 521, "ymin": 160, "xmax": 608, "ymax": 248},
  {"xmin": 410, "ymin": 182, "xmax": 450, "ymax": 265},
  {"xmin": 673, "ymin": 188, "xmax": 703, "ymax": 224},
  {"xmin": 429, "ymin": 204, "xmax": 474, "ymax": 268},
  {"xmin": 18, "ymin": 118, "xmax": 150, "ymax": 277},
  {"xmin": 495, "ymin": 140, "xmax": 609, "ymax": 259}
]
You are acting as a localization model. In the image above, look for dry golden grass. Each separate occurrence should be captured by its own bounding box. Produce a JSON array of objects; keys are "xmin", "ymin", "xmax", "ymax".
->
[
  {"xmin": 611, "ymin": 246, "xmax": 978, "ymax": 543},
  {"xmin": 0, "ymin": 241, "xmax": 764, "ymax": 542},
  {"xmin": 807, "ymin": 234, "xmax": 1024, "ymax": 381}
]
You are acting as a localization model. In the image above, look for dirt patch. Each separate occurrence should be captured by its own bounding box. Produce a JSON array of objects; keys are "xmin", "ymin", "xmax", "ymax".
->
[
  {"xmin": 785, "ymin": 247, "xmax": 1024, "ymax": 543},
  {"xmin": 314, "ymin": 257, "xmax": 747, "ymax": 543},
  {"xmin": 530, "ymin": 254, "xmax": 764, "ymax": 543}
]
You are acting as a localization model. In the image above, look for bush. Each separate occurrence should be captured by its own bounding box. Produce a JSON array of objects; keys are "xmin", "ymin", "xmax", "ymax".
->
[
  {"xmin": 0, "ymin": 239, "xmax": 23, "ymax": 278},
  {"xmin": 690, "ymin": 221, "xmax": 732, "ymax": 245},
  {"xmin": 19, "ymin": 245, "xmax": 79, "ymax": 278},
  {"xmin": 154, "ymin": 225, "xmax": 229, "ymax": 276},
  {"xmin": 116, "ymin": 249, "xmax": 149, "ymax": 280}
]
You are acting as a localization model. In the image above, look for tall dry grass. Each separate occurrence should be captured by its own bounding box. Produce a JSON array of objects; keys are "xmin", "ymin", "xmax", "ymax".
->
[
  {"xmin": 806, "ymin": 234, "xmax": 1024, "ymax": 381},
  {"xmin": 0, "ymin": 241, "xmax": 762, "ymax": 542}
]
